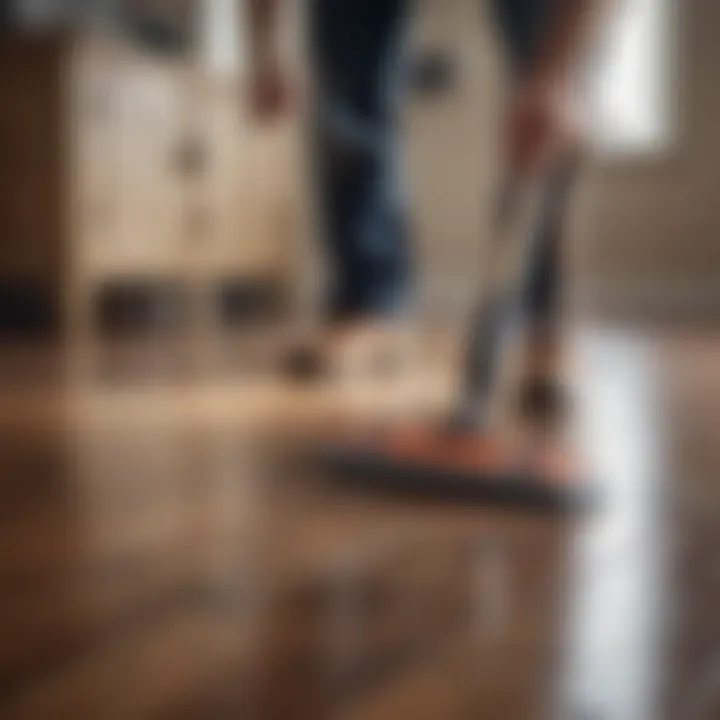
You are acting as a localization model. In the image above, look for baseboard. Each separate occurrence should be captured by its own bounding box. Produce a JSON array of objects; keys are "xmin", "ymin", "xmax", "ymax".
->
[
  {"xmin": 580, "ymin": 281, "xmax": 720, "ymax": 326},
  {"xmin": 414, "ymin": 277, "xmax": 720, "ymax": 327}
]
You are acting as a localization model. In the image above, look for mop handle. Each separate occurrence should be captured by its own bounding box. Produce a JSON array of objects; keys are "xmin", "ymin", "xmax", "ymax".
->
[
  {"xmin": 484, "ymin": 172, "xmax": 544, "ymax": 301},
  {"xmin": 454, "ymin": 172, "xmax": 544, "ymax": 424}
]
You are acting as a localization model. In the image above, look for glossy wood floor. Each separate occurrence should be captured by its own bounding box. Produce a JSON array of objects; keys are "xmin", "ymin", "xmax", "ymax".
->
[{"xmin": 0, "ymin": 326, "xmax": 717, "ymax": 720}]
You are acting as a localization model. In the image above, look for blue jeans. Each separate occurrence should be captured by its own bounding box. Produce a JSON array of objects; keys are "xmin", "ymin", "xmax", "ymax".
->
[{"xmin": 308, "ymin": 0, "xmax": 572, "ymax": 325}]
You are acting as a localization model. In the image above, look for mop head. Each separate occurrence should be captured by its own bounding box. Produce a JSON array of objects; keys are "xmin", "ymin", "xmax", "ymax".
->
[{"xmin": 317, "ymin": 422, "xmax": 598, "ymax": 512}]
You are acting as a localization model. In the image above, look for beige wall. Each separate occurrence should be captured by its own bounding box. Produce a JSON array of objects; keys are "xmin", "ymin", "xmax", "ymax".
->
[
  {"xmin": 279, "ymin": 0, "xmax": 719, "ymax": 318},
  {"xmin": 406, "ymin": 0, "xmax": 504, "ymax": 314},
  {"xmin": 583, "ymin": 0, "xmax": 720, "ymax": 314},
  {"xmin": 406, "ymin": 0, "xmax": 720, "ymax": 316}
]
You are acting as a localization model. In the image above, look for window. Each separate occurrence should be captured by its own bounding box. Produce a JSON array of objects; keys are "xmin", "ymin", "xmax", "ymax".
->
[
  {"xmin": 199, "ymin": 0, "xmax": 242, "ymax": 75},
  {"xmin": 592, "ymin": 0, "xmax": 673, "ymax": 155}
]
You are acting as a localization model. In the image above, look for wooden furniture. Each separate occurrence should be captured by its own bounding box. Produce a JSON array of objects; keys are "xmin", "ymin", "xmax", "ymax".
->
[{"xmin": 0, "ymin": 32, "xmax": 296, "ymax": 337}]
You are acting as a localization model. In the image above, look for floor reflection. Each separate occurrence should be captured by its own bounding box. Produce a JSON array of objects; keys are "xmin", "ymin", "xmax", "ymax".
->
[{"xmin": 0, "ymin": 328, "xmax": 708, "ymax": 719}]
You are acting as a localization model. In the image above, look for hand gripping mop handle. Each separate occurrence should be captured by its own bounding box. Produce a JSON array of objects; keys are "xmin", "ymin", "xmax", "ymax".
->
[{"xmin": 454, "ymin": 174, "xmax": 544, "ymax": 427}]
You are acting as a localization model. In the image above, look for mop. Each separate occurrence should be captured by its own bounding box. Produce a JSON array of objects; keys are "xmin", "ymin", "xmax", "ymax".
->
[{"xmin": 316, "ymin": 172, "xmax": 599, "ymax": 512}]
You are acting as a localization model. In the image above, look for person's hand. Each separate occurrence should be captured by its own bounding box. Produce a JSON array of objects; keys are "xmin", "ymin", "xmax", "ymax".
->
[
  {"xmin": 247, "ymin": 53, "xmax": 294, "ymax": 122},
  {"xmin": 505, "ymin": 75, "xmax": 584, "ymax": 175}
]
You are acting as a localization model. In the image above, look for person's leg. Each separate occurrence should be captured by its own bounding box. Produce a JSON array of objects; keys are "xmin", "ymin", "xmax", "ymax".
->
[
  {"xmin": 492, "ymin": 0, "xmax": 584, "ymax": 418},
  {"xmin": 308, "ymin": 0, "xmax": 412, "ymax": 324},
  {"xmin": 520, "ymin": 153, "xmax": 580, "ymax": 345},
  {"xmin": 285, "ymin": 0, "xmax": 412, "ymax": 377},
  {"xmin": 517, "ymin": 153, "xmax": 582, "ymax": 419}
]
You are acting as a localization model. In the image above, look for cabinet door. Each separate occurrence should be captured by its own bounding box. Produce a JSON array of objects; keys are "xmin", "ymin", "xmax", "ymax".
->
[
  {"xmin": 72, "ymin": 41, "xmax": 122, "ymax": 269},
  {"xmin": 108, "ymin": 59, "xmax": 188, "ymax": 275},
  {"xmin": 186, "ymin": 82, "xmax": 241, "ymax": 277},
  {"xmin": 195, "ymin": 81, "xmax": 299, "ymax": 279}
]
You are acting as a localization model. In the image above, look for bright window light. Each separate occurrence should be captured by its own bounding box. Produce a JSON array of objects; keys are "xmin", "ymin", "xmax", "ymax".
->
[{"xmin": 592, "ymin": 0, "xmax": 672, "ymax": 155}]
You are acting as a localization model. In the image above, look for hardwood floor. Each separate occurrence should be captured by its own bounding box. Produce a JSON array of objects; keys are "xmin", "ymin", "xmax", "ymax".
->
[{"xmin": 0, "ymin": 327, "xmax": 717, "ymax": 719}]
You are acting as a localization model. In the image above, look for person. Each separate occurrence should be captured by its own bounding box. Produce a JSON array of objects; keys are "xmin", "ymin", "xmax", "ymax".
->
[{"xmin": 246, "ymin": 0, "xmax": 607, "ymax": 417}]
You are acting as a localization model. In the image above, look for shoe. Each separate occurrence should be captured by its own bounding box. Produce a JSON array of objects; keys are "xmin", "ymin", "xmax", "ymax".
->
[
  {"xmin": 281, "ymin": 321, "xmax": 414, "ymax": 382},
  {"xmin": 283, "ymin": 343, "xmax": 330, "ymax": 380},
  {"xmin": 515, "ymin": 328, "xmax": 571, "ymax": 427},
  {"xmin": 517, "ymin": 376, "xmax": 569, "ymax": 425}
]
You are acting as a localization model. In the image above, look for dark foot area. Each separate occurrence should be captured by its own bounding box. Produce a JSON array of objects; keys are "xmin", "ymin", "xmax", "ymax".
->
[
  {"xmin": 518, "ymin": 377, "xmax": 569, "ymax": 424},
  {"xmin": 282, "ymin": 345, "xmax": 330, "ymax": 381},
  {"xmin": 281, "ymin": 331, "xmax": 412, "ymax": 382}
]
